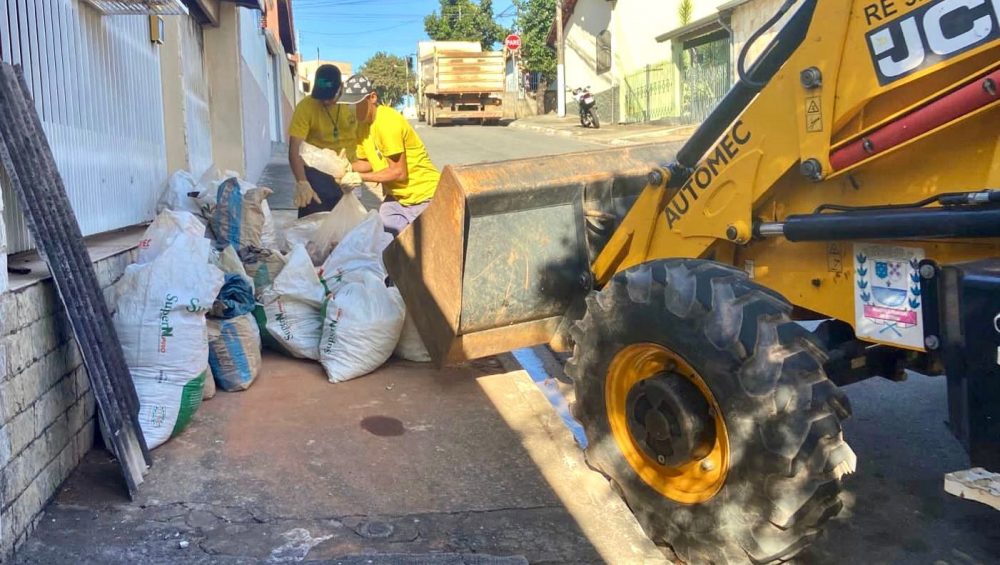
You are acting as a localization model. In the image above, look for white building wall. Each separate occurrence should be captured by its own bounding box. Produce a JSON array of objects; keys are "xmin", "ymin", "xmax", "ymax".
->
[
  {"xmin": 237, "ymin": 8, "xmax": 272, "ymax": 183},
  {"xmin": 563, "ymin": 1, "xmax": 613, "ymax": 95},
  {"xmin": 0, "ymin": 0, "xmax": 167, "ymax": 254},
  {"xmin": 179, "ymin": 16, "xmax": 214, "ymax": 180}
]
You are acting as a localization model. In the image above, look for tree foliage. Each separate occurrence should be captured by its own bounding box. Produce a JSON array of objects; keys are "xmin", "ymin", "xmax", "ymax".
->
[
  {"xmin": 514, "ymin": 0, "xmax": 556, "ymax": 80},
  {"xmin": 424, "ymin": 0, "xmax": 506, "ymax": 50},
  {"xmin": 359, "ymin": 52, "xmax": 415, "ymax": 108},
  {"xmin": 679, "ymin": 0, "xmax": 694, "ymax": 25}
]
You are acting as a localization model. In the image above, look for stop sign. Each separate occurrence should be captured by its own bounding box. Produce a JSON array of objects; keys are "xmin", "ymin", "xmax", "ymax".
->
[{"xmin": 505, "ymin": 34, "xmax": 522, "ymax": 51}]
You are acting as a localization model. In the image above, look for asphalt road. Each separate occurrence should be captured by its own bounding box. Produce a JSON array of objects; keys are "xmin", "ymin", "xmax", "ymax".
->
[
  {"xmin": 417, "ymin": 122, "xmax": 1000, "ymax": 564},
  {"xmin": 414, "ymin": 120, "xmax": 603, "ymax": 169}
]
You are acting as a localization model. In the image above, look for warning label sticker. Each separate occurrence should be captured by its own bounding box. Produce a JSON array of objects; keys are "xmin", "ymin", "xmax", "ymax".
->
[
  {"xmin": 806, "ymin": 96, "xmax": 823, "ymax": 132},
  {"xmin": 854, "ymin": 243, "xmax": 925, "ymax": 349}
]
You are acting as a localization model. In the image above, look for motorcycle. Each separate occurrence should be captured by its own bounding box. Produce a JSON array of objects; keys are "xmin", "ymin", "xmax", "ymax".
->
[{"xmin": 571, "ymin": 86, "xmax": 600, "ymax": 129}]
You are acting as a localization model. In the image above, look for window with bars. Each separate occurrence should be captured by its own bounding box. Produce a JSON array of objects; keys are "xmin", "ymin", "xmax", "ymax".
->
[{"xmin": 597, "ymin": 30, "xmax": 611, "ymax": 74}]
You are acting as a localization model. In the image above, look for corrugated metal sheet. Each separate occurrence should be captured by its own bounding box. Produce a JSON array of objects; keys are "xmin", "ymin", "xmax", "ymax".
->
[
  {"xmin": 81, "ymin": 0, "xmax": 187, "ymax": 15},
  {"xmin": 1, "ymin": 0, "xmax": 167, "ymax": 253}
]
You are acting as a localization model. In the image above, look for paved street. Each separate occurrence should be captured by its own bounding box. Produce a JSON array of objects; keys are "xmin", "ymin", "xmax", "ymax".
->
[{"xmin": 415, "ymin": 121, "xmax": 602, "ymax": 168}]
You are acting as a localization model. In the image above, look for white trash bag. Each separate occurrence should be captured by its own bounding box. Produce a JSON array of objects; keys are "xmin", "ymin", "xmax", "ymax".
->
[
  {"xmin": 137, "ymin": 209, "xmax": 207, "ymax": 265},
  {"xmin": 300, "ymin": 142, "xmax": 352, "ymax": 179},
  {"xmin": 114, "ymin": 233, "xmax": 224, "ymax": 449},
  {"xmin": 320, "ymin": 270, "xmax": 405, "ymax": 383},
  {"xmin": 258, "ymin": 245, "xmax": 325, "ymax": 360}
]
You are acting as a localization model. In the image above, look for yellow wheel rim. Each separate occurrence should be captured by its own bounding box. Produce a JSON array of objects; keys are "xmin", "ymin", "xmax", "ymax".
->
[{"xmin": 606, "ymin": 343, "xmax": 730, "ymax": 504}]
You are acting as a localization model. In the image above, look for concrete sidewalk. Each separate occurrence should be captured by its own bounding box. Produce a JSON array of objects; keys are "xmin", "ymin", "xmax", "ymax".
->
[
  {"xmin": 13, "ymin": 355, "xmax": 666, "ymax": 564},
  {"xmin": 508, "ymin": 114, "xmax": 696, "ymax": 147}
]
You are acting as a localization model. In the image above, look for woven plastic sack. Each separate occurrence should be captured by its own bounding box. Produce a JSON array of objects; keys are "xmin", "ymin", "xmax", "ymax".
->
[
  {"xmin": 114, "ymin": 233, "xmax": 224, "ymax": 449},
  {"xmin": 394, "ymin": 312, "xmax": 432, "ymax": 362},
  {"xmin": 210, "ymin": 177, "xmax": 272, "ymax": 251},
  {"xmin": 156, "ymin": 170, "xmax": 211, "ymax": 219},
  {"xmin": 310, "ymin": 192, "xmax": 368, "ymax": 265},
  {"xmin": 137, "ymin": 209, "xmax": 206, "ymax": 265},
  {"xmin": 241, "ymin": 247, "xmax": 287, "ymax": 295},
  {"xmin": 208, "ymin": 313, "xmax": 262, "ymax": 392},
  {"xmin": 258, "ymin": 245, "xmax": 325, "ymax": 360},
  {"xmin": 320, "ymin": 270, "xmax": 405, "ymax": 383},
  {"xmin": 282, "ymin": 212, "xmax": 329, "ymax": 255}
]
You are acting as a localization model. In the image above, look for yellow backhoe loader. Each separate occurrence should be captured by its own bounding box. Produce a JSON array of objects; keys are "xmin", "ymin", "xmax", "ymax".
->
[{"xmin": 385, "ymin": 0, "xmax": 1000, "ymax": 562}]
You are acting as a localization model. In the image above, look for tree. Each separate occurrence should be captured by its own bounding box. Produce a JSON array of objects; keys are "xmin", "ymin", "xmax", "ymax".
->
[
  {"xmin": 359, "ymin": 52, "xmax": 415, "ymax": 108},
  {"xmin": 424, "ymin": 0, "xmax": 506, "ymax": 50},
  {"xmin": 514, "ymin": 0, "xmax": 556, "ymax": 81},
  {"xmin": 678, "ymin": 0, "xmax": 695, "ymax": 26}
]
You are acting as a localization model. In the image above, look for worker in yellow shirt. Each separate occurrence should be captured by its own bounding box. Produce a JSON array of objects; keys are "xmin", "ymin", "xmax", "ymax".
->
[
  {"xmin": 338, "ymin": 75, "xmax": 440, "ymax": 248},
  {"xmin": 287, "ymin": 64, "xmax": 358, "ymax": 217}
]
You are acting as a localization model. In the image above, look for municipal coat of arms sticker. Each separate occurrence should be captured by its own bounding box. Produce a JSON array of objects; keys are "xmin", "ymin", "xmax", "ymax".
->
[{"xmin": 854, "ymin": 244, "xmax": 926, "ymax": 349}]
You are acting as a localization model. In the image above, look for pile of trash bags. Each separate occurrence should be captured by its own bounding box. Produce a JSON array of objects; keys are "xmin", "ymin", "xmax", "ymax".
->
[{"xmin": 115, "ymin": 170, "xmax": 430, "ymax": 450}]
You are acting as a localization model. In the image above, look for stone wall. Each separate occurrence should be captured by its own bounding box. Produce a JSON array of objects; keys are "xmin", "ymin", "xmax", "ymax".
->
[{"xmin": 0, "ymin": 249, "xmax": 136, "ymax": 559}]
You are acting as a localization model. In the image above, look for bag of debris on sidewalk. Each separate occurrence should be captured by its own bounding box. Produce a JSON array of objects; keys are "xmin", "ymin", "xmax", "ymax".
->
[
  {"xmin": 257, "ymin": 244, "xmax": 326, "ymax": 360},
  {"xmin": 208, "ymin": 313, "xmax": 262, "ymax": 392},
  {"xmin": 320, "ymin": 270, "xmax": 406, "ymax": 383},
  {"xmin": 394, "ymin": 312, "xmax": 432, "ymax": 363},
  {"xmin": 209, "ymin": 177, "xmax": 273, "ymax": 251},
  {"xmin": 156, "ymin": 170, "xmax": 212, "ymax": 219},
  {"xmin": 240, "ymin": 246, "xmax": 287, "ymax": 295},
  {"xmin": 281, "ymin": 212, "xmax": 326, "ymax": 256},
  {"xmin": 137, "ymin": 209, "xmax": 207, "ymax": 265},
  {"xmin": 310, "ymin": 192, "xmax": 368, "ymax": 264},
  {"xmin": 319, "ymin": 211, "xmax": 382, "ymax": 289},
  {"xmin": 318, "ymin": 214, "xmax": 406, "ymax": 382},
  {"xmin": 114, "ymin": 233, "xmax": 224, "ymax": 449}
]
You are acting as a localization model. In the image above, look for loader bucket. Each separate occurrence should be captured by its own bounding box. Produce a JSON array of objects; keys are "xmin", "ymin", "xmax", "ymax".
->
[{"xmin": 383, "ymin": 143, "xmax": 680, "ymax": 366}]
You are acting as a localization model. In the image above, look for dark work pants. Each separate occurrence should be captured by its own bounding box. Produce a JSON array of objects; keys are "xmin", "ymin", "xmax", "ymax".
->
[{"xmin": 299, "ymin": 165, "xmax": 343, "ymax": 218}]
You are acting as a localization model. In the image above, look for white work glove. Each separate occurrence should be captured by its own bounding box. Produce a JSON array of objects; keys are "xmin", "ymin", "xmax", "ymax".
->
[
  {"xmin": 331, "ymin": 149, "xmax": 353, "ymax": 180},
  {"xmin": 295, "ymin": 179, "xmax": 321, "ymax": 208},
  {"xmin": 340, "ymin": 171, "xmax": 364, "ymax": 188}
]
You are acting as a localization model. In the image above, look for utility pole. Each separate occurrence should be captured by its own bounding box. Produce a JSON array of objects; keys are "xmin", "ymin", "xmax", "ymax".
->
[{"xmin": 556, "ymin": 0, "xmax": 566, "ymax": 117}]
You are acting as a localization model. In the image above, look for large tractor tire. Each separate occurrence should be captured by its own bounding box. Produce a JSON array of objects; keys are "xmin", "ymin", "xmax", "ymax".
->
[{"xmin": 567, "ymin": 259, "xmax": 856, "ymax": 564}]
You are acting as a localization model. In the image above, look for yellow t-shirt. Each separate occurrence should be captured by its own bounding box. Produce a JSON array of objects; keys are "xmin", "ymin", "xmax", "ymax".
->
[
  {"xmin": 288, "ymin": 97, "xmax": 359, "ymax": 160},
  {"xmin": 356, "ymin": 106, "xmax": 440, "ymax": 206}
]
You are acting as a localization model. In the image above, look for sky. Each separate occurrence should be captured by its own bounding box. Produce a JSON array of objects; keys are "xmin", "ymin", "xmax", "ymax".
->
[{"xmin": 293, "ymin": 0, "xmax": 518, "ymax": 72}]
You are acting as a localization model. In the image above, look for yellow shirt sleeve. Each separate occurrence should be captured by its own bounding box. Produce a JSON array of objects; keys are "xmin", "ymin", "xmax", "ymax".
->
[
  {"xmin": 288, "ymin": 101, "xmax": 311, "ymax": 140},
  {"xmin": 379, "ymin": 110, "xmax": 406, "ymax": 158}
]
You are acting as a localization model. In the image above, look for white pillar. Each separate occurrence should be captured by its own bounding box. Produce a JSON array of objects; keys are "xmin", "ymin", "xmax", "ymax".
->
[{"xmin": 556, "ymin": 1, "xmax": 566, "ymax": 117}]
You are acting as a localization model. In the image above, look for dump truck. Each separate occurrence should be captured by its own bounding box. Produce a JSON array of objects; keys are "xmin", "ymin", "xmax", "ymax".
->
[
  {"xmin": 387, "ymin": 0, "xmax": 1000, "ymax": 562},
  {"xmin": 418, "ymin": 41, "xmax": 504, "ymax": 126}
]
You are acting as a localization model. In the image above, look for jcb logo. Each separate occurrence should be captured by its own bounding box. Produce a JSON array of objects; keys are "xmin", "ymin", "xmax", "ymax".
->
[{"xmin": 867, "ymin": 0, "xmax": 1000, "ymax": 85}]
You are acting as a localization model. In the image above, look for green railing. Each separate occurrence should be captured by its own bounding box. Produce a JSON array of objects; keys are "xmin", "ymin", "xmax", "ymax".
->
[
  {"xmin": 622, "ymin": 59, "xmax": 731, "ymax": 125},
  {"xmin": 623, "ymin": 62, "xmax": 677, "ymax": 124}
]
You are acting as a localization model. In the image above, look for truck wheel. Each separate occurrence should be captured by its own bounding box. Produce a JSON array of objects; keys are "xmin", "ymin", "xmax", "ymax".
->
[
  {"xmin": 428, "ymin": 105, "xmax": 436, "ymax": 127},
  {"xmin": 567, "ymin": 259, "xmax": 856, "ymax": 564}
]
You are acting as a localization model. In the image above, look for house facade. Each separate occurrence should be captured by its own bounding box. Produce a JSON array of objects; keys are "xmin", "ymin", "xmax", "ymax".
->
[
  {"xmin": 0, "ymin": 0, "xmax": 298, "ymax": 556},
  {"xmin": 554, "ymin": 0, "xmax": 787, "ymax": 124}
]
